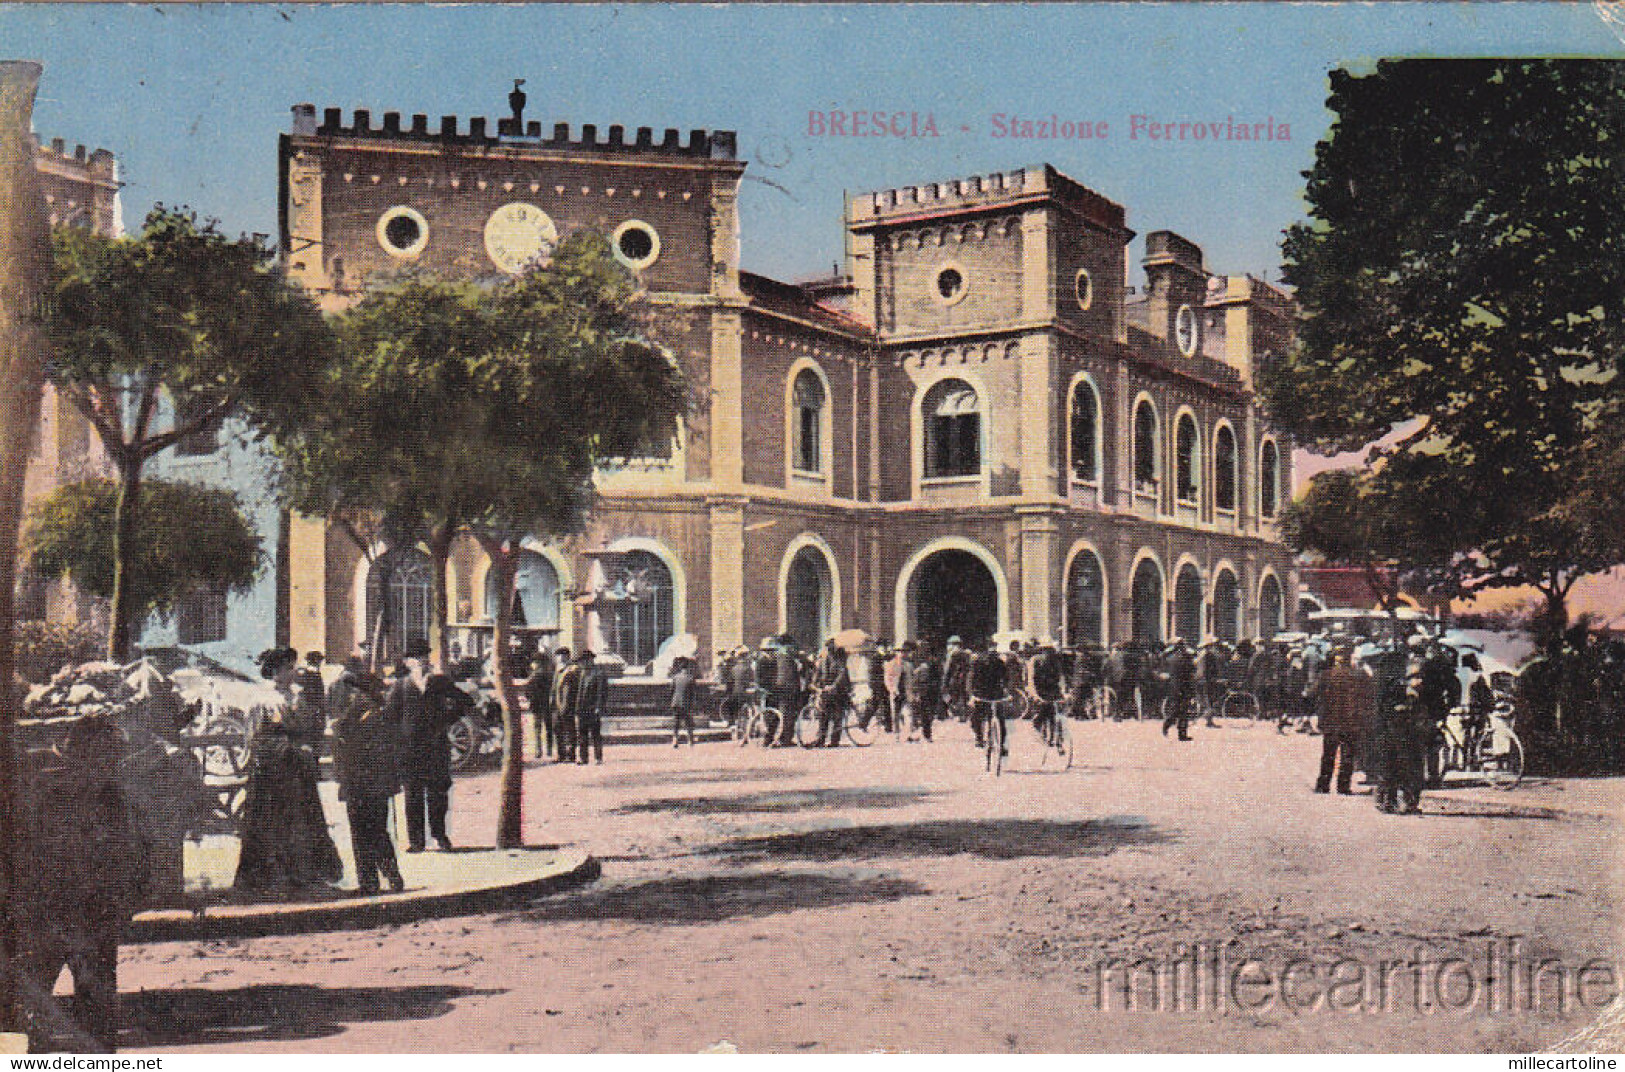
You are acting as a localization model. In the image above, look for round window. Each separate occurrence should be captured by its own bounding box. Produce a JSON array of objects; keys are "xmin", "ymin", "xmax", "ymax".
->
[
  {"xmin": 1175, "ymin": 304, "xmax": 1199, "ymax": 357},
  {"xmin": 376, "ymin": 205, "xmax": 429, "ymax": 259},
  {"xmin": 611, "ymin": 219, "xmax": 661, "ymax": 271},
  {"xmin": 1075, "ymin": 268, "xmax": 1093, "ymax": 311},
  {"xmin": 934, "ymin": 264, "xmax": 968, "ymax": 305}
]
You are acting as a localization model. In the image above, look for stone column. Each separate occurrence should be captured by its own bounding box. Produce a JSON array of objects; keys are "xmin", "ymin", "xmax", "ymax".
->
[
  {"xmin": 286, "ymin": 513, "xmax": 329, "ymax": 657},
  {"xmin": 708, "ymin": 496, "xmax": 746, "ymax": 651},
  {"xmin": 1017, "ymin": 506, "xmax": 1060, "ymax": 642},
  {"xmin": 709, "ymin": 309, "xmax": 744, "ymax": 488},
  {"xmin": 1019, "ymin": 333, "xmax": 1056, "ymax": 497}
]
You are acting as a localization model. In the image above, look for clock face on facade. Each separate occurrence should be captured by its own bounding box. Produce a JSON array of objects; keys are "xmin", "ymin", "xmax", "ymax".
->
[{"xmin": 484, "ymin": 202, "xmax": 557, "ymax": 273}]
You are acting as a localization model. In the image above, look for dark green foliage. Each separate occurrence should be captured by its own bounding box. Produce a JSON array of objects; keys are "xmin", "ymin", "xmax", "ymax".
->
[
  {"xmin": 24, "ymin": 479, "xmax": 263, "ymax": 626},
  {"xmin": 46, "ymin": 206, "xmax": 338, "ymax": 656},
  {"xmin": 277, "ymin": 232, "xmax": 690, "ymax": 847},
  {"xmin": 1266, "ymin": 60, "xmax": 1625, "ymax": 609}
]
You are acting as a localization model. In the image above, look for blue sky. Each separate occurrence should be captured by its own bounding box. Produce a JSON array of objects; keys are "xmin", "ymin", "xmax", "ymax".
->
[{"xmin": 4, "ymin": 3, "xmax": 1618, "ymax": 283}]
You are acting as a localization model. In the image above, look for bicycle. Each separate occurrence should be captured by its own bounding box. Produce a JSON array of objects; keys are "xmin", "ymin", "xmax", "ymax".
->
[
  {"xmin": 1029, "ymin": 696, "xmax": 1074, "ymax": 770},
  {"xmin": 975, "ymin": 696, "xmax": 1011, "ymax": 776},
  {"xmin": 734, "ymin": 693, "xmax": 787, "ymax": 748},
  {"xmin": 1432, "ymin": 704, "xmax": 1524, "ymax": 789},
  {"xmin": 795, "ymin": 695, "xmax": 878, "ymax": 747}
]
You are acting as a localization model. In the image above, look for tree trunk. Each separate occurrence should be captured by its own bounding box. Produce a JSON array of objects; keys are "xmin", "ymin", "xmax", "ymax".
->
[
  {"xmin": 369, "ymin": 557, "xmax": 394, "ymax": 673},
  {"xmin": 0, "ymin": 58, "xmax": 53, "ymax": 1038},
  {"xmin": 105, "ymin": 454, "xmax": 144, "ymax": 661},
  {"xmin": 427, "ymin": 522, "xmax": 452, "ymax": 673},
  {"xmin": 481, "ymin": 538, "xmax": 525, "ymax": 849}
]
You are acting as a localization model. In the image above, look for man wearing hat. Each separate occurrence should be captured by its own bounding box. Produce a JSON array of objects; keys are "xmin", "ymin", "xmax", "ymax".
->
[
  {"xmin": 942, "ymin": 636, "xmax": 972, "ymax": 722},
  {"xmin": 558, "ymin": 649, "xmax": 607, "ymax": 765},
  {"xmin": 768, "ymin": 635, "xmax": 805, "ymax": 748},
  {"xmin": 1161, "ymin": 639, "xmax": 1196, "ymax": 741},
  {"xmin": 1311, "ymin": 644, "xmax": 1373, "ymax": 794},
  {"xmin": 525, "ymin": 650, "xmax": 557, "ymax": 762},
  {"xmin": 900, "ymin": 640, "xmax": 939, "ymax": 742},
  {"xmin": 669, "ymin": 655, "xmax": 699, "ymax": 747},
  {"xmin": 1026, "ymin": 641, "xmax": 1067, "ymax": 750}
]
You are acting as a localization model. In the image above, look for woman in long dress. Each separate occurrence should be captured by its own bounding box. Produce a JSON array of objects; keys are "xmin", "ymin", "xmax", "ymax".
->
[{"xmin": 234, "ymin": 647, "xmax": 344, "ymax": 893}]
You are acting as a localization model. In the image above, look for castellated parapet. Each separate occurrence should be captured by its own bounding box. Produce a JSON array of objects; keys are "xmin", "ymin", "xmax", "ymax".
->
[
  {"xmin": 848, "ymin": 164, "xmax": 1127, "ymax": 236},
  {"xmin": 291, "ymin": 103, "xmax": 738, "ymax": 160},
  {"xmin": 32, "ymin": 135, "xmax": 117, "ymax": 183}
]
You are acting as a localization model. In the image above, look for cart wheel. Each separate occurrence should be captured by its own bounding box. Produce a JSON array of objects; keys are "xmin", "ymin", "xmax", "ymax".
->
[{"xmin": 447, "ymin": 714, "xmax": 480, "ymax": 771}]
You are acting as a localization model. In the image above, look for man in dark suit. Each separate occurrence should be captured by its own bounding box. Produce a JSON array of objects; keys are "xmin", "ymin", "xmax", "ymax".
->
[
  {"xmin": 564, "ymin": 649, "xmax": 607, "ymax": 765},
  {"xmin": 333, "ymin": 665, "xmax": 405, "ymax": 894},
  {"xmin": 525, "ymin": 651, "xmax": 558, "ymax": 761},
  {"xmin": 1161, "ymin": 641, "xmax": 1195, "ymax": 741},
  {"xmin": 1311, "ymin": 645, "xmax": 1373, "ymax": 794},
  {"xmin": 669, "ymin": 655, "xmax": 699, "ymax": 747},
  {"xmin": 400, "ymin": 664, "xmax": 472, "ymax": 852}
]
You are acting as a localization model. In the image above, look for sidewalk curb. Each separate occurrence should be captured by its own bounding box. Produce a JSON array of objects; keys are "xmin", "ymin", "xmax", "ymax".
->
[{"xmin": 125, "ymin": 850, "xmax": 601, "ymax": 943}]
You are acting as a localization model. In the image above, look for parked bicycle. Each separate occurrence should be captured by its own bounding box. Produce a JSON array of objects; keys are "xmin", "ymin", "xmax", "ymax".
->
[
  {"xmin": 794, "ymin": 693, "xmax": 877, "ymax": 747},
  {"xmin": 733, "ymin": 690, "xmax": 788, "ymax": 748}
]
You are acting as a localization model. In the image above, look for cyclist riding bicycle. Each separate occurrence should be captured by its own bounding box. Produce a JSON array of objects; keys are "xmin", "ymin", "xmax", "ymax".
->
[
  {"xmin": 968, "ymin": 640, "xmax": 1011, "ymax": 753},
  {"xmin": 1027, "ymin": 642, "xmax": 1067, "ymax": 748}
]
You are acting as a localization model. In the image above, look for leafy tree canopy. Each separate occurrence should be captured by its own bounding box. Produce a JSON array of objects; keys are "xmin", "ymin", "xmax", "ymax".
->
[
  {"xmin": 24, "ymin": 478, "xmax": 263, "ymax": 624},
  {"xmin": 281, "ymin": 229, "xmax": 687, "ymax": 547},
  {"xmin": 48, "ymin": 206, "xmax": 338, "ymax": 460},
  {"xmin": 47, "ymin": 206, "xmax": 338, "ymax": 657},
  {"xmin": 1265, "ymin": 60, "xmax": 1625, "ymax": 603}
]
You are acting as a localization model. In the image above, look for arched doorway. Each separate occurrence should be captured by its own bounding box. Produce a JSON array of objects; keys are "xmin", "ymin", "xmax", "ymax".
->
[
  {"xmin": 784, "ymin": 545, "xmax": 833, "ymax": 652},
  {"xmin": 364, "ymin": 547, "xmax": 432, "ymax": 658},
  {"xmin": 1259, "ymin": 574, "xmax": 1284, "ymax": 640},
  {"xmin": 1065, "ymin": 548, "xmax": 1106, "ymax": 648},
  {"xmin": 1174, "ymin": 564, "xmax": 1204, "ymax": 644},
  {"xmin": 485, "ymin": 549, "xmax": 560, "ymax": 631},
  {"xmin": 908, "ymin": 548, "xmax": 998, "ymax": 649},
  {"xmin": 1213, "ymin": 569, "xmax": 1242, "ymax": 644},
  {"xmin": 599, "ymin": 550, "xmax": 675, "ymax": 667},
  {"xmin": 1130, "ymin": 557, "xmax": 1164, "ymax": 646}
]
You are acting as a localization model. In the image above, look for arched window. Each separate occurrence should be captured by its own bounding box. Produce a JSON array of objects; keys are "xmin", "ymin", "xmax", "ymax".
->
[
  {"xmin": 1174, "ymin": 564, "xmax": 1204, "ymax": 644},
  {"xmin": 1131, "ymin": 557, "xmax": 1164, "ymax": 645},
  {"xmin": 365, "ymin": 547, "xmax": 432, "ymax": 657},
  {"xmin": 485, "ymin": 550, "xmax": 560, "ymax": 630},
  {"xmin": 1069, "ymin": 379, "xmax": 1099, "ymax": 484},
  {"xmin": 1065, "ymin": 549, "xmax": 1105, "ymax": 648},
  {"xmin": 600, "ymin": 550, "xmax": 675, "ymax": 667},
  {"xmin": 1215, "ymin": 424, "xmax": 1238, "ymax": 512},
  {"xmin": 1261, "ymin": 439, "xmax": 1280, "ymax": 519},
  {"xmin": 1213, "ymin": 569, "xmax": 1242, "ymax": 643},
  {"xmin": 923, "ymin": 379, "xmax": 981, "ymax": 479},
  {"xmin": 1133, "ymin": 399, "xmax": 1159, "ymax": 493},
  {"xmin": 1259, "ymin": 574, "xmax": 1284, "ymax": 640},
  {"xmin": 1175, "ymin": 413, "xmax": 1200, "ymax": 504},
  {"xmin": 792, "ymin": 368, "xmax": 825, "ymax": 475}
]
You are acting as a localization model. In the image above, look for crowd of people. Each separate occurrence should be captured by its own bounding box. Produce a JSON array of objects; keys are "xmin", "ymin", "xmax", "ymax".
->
[
  {"xmin": 227, "ymin": 618, "xmax": 1533, "ymax": 897},
  {"xmin": 233, "ymin": 645, "xmax": 478, "ymax": 896}
]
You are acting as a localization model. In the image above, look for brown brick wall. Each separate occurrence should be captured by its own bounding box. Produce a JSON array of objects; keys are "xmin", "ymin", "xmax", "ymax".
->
[{"xmin": 311, "ymin": 142, "xmax": 716, "ymax": 295}]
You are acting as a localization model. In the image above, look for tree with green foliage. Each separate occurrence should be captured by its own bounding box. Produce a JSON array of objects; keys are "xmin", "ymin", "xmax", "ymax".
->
[
  {"xmin": 23, "ymin": 478, "xmax": 263, "ymax": 633},
  {"xmin": 278, "ymin": 231, "xmax": 688, "ymax": 847},
  {"xmin": 1264, "ymin": 60, "xmax": 1625, "ymax": 628},
  {"xmin": 46, "ymin": 207, "xmax": 337, "ymax": 658}
]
